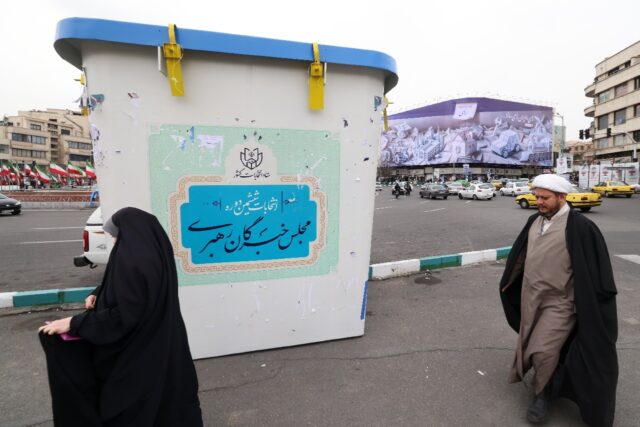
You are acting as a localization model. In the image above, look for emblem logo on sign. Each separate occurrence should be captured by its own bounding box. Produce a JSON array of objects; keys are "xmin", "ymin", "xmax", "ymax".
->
[{"xmin": 240, "ymin": 148, "xmax": 263, "ymax": 170}]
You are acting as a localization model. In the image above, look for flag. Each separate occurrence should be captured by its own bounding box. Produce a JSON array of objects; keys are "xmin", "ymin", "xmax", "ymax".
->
[
  {"xmin": 67, "ymin": 162, "xmax": 82, "ymax": 176},
  {"xmin": 1, "ymin": 161, "xmax": 5, "ymax": 185},
  {"xmin": 49, "ymin": 162, "xmax": 68, "ymax": 176},
  {"xmin": 1, "ymin": 161, "xmax": 11, "ymax": 185},
  {"xmin": 24, "ymin": 163, "xmax": 35, "ymax": 178},
  {"xmin": 9, "ymin": 160, "xmax": 21, "ymax": 177},
  {"xmin": 9, "ymin": 161, "xmax": 21, "ymax": 184},
  {"xmin": 85, "ymin": 162, "xmax": 97, "ymax": 179},
  {"xmin": 0, "ymin": 160, "xmax": 9, "ymax": 177},
  {"xmin": 34, "ymin": 164, "xmax": 51, "ymax": 184}
]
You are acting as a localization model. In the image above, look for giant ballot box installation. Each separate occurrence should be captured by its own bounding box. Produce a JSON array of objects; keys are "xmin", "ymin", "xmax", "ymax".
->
[{"xmin": 55, "ymin": 18, "xmax": 398, "ymax": 358}]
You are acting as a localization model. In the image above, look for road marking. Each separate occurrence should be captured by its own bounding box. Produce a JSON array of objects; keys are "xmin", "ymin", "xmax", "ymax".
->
[
  {"xmin": 615, "ymin": 254, "xmax": 640, "ymax": 265},
  {"xmin": 423, "ymin": 208, "xmax": 445, "ymax": 213},
  {"xmin": 22, "ymin": 209, "xmax": 85, "ymax": 212},
  {"xmin": 32, "ymin": 226, "xmax": 83, "ymax": 230},
  {"xmin": 375, "ymin": 206, "xmax": 393, "ymax": 210},
  {"xmin": 20, "ymin": 240, "xmax": 83, "ymax": 245},
  {"xmin": 465, "ymin": 201, "xmax": 471, "ymax": 204}
]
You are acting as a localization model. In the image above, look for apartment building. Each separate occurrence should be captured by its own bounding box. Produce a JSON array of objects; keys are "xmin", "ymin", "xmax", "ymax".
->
[
  {"xmin": 565, "ymin": 139, "xmax": 592, "ymax": 165},
  {"xmin": 584, "ymin": 40, "xmax": 640, "ymax": 163},
  {"xmin": 0, "ymin": 109, "xmax": 92, "ymax": 167}
]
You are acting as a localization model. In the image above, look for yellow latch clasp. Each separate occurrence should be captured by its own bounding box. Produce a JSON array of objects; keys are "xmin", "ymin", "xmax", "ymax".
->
[
  {"xmin": 308, "ymin": 42, "xmax": 324, "ymax": 110},
  {"xmin": 163, "ymin": 24, "xmax": 185, "ymax": 97},
  {"xmin": 383, "ymin": 96, "xmax": 393, "ymax": 131},
  {"xmin": 75, "ymin": 72, "xmax": 89, "ymax": 116}
]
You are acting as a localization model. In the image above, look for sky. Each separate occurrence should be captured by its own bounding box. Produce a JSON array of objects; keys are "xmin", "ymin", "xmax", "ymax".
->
[{"xmin": 1, "ymin": 0, "xmax": 639, "ymax": 141}]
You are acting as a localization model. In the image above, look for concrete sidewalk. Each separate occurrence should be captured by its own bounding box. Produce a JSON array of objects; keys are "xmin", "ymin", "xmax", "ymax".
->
[{"xmin": 1, "ymin": 261, "xmax": 638, "ymax": 426}]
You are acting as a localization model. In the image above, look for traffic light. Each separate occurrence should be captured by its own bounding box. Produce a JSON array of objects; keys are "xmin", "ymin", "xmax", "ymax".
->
[
  {"xmin": 585, "ymin": 129, "xmax": 590, "ymax": 139},
  {"xmin": 607, "ymin": 127, "xmax": 612, "ymax": 137},
  {"xmin": 579, "ymin": 129, "xmax": 584, "ymax": 139}
]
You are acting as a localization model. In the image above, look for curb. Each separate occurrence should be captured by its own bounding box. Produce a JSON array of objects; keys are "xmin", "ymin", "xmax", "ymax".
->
[
  {"xmin": 368, "ymin": 246, "xmax": 512, "ymax": 280},
  {"xmin": 0, "ymin": 287, "xmax": 95, "ymax": 309},
  {"xmin": 20, "ymin": 202, "xmax": 97, "ymax": 209},
  {"xmin": 0, "ymin": 246, "xmax": 512, "ymax": 309}
]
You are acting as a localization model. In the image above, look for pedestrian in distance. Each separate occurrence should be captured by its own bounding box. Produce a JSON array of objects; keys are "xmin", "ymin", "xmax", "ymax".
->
[
  {"xmin": 394, "ymin": 181, "xmax": 402, "ymax": 199},
  {"xmin": 499, "ymin": 174, "xmax": 618, "ymax": 426},
  {"xmin": 39, "ymin": 207, "xmax": 203, "ymax": 427},
  {"xmin": 405, "ymin": 181, "xmax": 412, "ymax": 196}
]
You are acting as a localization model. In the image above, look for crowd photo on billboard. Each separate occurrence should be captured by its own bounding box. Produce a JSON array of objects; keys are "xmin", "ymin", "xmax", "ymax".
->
[{"xmin": 380, "ymin": 98, "xmax": 554, "ymax": 168}]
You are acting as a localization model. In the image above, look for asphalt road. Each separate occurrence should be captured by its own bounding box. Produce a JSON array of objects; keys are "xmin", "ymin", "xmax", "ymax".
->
[
  {"xmin": 0, "ymin": 209, "xmax": 105, "ymax": 293},
  {"xmin": 371, "ymin": 188, "xmax": 640, "ymax": 276},
  {"xmin": 0, "ymin": 193, "xmax": 639, "ymax": 293}
]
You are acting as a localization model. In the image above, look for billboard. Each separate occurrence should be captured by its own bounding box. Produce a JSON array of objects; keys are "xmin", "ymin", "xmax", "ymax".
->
[
  {"xmin": 578, "ymin": 162, "xmax": 639, "ymax": 189},
  {"xmin": 556, "ymin": 154, "xmax": 573, "ymax": 174},
  {"xmin": 380, "ymin": 97, "xmax": 554, "ymax": 167}
]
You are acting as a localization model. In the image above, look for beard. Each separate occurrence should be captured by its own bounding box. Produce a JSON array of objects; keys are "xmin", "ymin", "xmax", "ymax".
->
[
  {"xmin": 538, "ymin": 203, "xmax": 562, "ymax": 219},
  {"xmin": 540, "ymin": 209, "xmax": 559, "ymax": 219}
]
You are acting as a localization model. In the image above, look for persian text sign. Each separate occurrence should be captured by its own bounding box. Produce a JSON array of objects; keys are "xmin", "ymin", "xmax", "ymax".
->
[
  {"xmin": 181, "ymin": 184, "xmax": 317, "ymax": 264},
  {"xmin": 169, "ymin": 176, "xmax": 326, "ymax": 273}
]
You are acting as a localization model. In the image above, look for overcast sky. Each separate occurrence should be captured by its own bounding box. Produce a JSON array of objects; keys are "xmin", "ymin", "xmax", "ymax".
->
[{"xmin": 2, "ymin": 0, "xmax": 638, "ymax": 140}]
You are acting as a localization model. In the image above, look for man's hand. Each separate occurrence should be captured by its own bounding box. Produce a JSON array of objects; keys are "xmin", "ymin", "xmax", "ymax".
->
[
  {"xmin": 38, "ymin": 317, "xmax": 72, "ymax": 335},
  {"xmin": 85, "ymin": 294, "xmax": 97, "ymax": 310}
]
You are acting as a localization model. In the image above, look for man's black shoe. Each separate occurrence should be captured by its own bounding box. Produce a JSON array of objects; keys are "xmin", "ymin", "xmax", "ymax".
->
[{"xmin": 526, "ymin": 394, "xmax": 548, "ymax": 424}]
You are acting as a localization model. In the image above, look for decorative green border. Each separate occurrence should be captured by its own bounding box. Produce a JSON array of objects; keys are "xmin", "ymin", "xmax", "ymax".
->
[{"xmin": 147, "ymin": 125, "xmax": 340, "ymax": 285}]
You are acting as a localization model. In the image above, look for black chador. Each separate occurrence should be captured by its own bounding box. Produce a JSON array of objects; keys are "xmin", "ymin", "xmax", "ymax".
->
[{"xmin": 40, "ymin": 207, "xmax": 203, "ymax": 426}]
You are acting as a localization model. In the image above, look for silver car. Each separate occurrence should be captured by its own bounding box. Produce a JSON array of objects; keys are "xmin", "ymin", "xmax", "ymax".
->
[{"xmin": 446, "ymin": 183, "xmax": 464, "ymax": 195}]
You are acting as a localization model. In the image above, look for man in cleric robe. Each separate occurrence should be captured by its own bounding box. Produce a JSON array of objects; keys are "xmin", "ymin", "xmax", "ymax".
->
[{"xmin": 499, "ymin": 173, "xmax": 618, "ymax": 426}]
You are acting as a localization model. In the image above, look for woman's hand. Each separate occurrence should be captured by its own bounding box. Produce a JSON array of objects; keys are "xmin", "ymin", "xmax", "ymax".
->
[
  {"xmin": 85, "ymin": 294, "xmax": 97, "ymax": 310},
  {"xmin": 38, "ymin": 317, "xmax": 72, "ymax": 335}
]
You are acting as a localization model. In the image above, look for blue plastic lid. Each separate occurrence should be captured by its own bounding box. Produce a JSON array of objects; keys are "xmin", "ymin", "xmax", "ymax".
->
[{"xmin": 55, "ymin": 17, "xmax": 398, "ymax": 93}]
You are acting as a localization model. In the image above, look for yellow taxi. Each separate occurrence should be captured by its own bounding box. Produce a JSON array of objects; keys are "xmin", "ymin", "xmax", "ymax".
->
[
  {"xmin": 515, "ymin": 186, "xmax": 602, "ymax": 212},
  {"xmin": 491, "ymin": 180, "xmax": 503, "ymax": 190},
  {"xmin": 591, "ymin": 180, "xmax": 634, "ymax": 198}
]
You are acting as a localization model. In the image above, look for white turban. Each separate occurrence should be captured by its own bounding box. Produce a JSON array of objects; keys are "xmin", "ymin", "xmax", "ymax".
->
[{"xmin": 531, "ymin": 174, "xmax": 573, "ymax": 194}]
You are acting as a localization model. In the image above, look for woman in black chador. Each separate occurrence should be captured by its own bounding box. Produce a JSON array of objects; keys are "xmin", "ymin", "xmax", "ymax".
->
[{"xmin": 39, "ymin": 207, "xmax": 203, "ymax": 426}]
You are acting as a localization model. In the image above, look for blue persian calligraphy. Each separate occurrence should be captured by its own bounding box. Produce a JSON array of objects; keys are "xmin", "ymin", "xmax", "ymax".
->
[{"xmin": 180, "ymin": 185, "xmax": 317, "ymax": 264}]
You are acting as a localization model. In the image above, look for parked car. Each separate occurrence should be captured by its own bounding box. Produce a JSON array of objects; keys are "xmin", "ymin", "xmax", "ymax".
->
[
  {"xmin": 515, "ymin": 186, "xmax": 602, "ymax": 212},
  {"xmin": 375, "ymin": 182, "xmax": 383, "ymax": 192},
  {"xmin": 500, "ymin": 181, "xmax": 531, "ymax": 197},
  {"xmin": 73, "ymin": 207, "xmax": 110, "ymax": 267},
  {"xmin": 419, "ymin": 184, "xmax": 449, "ymax": 199},
  {"xmin": 591, "ymin": 180, "xmax": 634, "ymax": 198},
  {"xmin": 0, "ymin": 192, "xmax": 21, "ymax": 215},
  {"xmin": 458, "ymin": 183, "xmax": 494, "ymax": 200}
]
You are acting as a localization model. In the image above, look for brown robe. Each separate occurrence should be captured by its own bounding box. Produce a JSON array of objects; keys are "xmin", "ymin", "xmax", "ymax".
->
[{"xmin": 508, "ymin": 206, "xmax": 576, "ymax": 394}]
